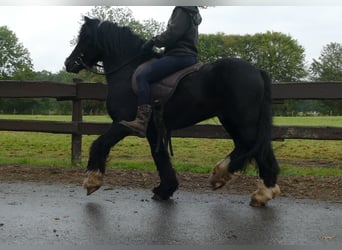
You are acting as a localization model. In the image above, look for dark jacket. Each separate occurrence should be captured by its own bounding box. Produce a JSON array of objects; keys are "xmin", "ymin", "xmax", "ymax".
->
[{"xmin": 153, "ymin": 6, "xmax": 202, "ymax": 56}]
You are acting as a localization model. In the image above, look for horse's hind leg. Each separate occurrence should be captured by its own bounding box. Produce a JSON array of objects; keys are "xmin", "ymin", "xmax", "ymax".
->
[
  {"xmin": 210, "ymin": 118, "xmax": 280, "ymax": 206},
  {"xmin": 146, "ymin": 126, "xmax": 178, "ymax": 200},
  {"xmin": 250, "ymin": 143, "xmax": 280, "ymax": 207},
  {"xmin": 209, "ymin": 118, "xmax": 251, "ymax": 190},
  {"xmin": 83, "ymin": 123, "xmax": 128, "ymax": 195}
]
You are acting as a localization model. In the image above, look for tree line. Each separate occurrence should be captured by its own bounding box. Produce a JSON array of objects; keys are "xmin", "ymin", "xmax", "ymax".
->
[{"xmin": 0, "ymin": 6, "xmax": 341, "ymax": 115}]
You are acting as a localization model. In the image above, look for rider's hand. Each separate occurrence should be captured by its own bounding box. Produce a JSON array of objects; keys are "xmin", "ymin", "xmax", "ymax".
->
[{"xmin": 141, "ymin": 39, "xmax": 155, "ymax": 53}]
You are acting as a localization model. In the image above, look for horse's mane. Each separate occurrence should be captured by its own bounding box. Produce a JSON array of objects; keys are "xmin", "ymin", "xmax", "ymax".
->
[{"xmin": 80, "ymin": 18, "xmax": 144, "ymax": 57}]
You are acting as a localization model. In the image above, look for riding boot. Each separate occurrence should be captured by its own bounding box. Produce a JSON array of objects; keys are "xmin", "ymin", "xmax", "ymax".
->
[{"xmin": 119, "ymin": 104, "xmax": 152, "ymax": 137}]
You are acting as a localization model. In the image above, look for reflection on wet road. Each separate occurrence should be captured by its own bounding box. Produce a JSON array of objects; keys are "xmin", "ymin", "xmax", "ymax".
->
[{"xmin": 0, "ymin": 182, "xmax": 341, "ymax": 245}]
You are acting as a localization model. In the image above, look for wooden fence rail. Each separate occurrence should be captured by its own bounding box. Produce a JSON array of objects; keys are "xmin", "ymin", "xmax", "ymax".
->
[{"xmin": 1, "ymin": 80, "xmax": 342, "ymax": 163}]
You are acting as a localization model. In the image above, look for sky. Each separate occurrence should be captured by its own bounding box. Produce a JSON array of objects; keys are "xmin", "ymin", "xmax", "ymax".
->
[{"xmin": 0, "ymin": 4, "xmax": 342, "ymax": 73}]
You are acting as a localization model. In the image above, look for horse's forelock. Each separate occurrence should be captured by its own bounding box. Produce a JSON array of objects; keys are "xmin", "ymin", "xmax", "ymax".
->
[{"xmin": 78, "ymin": 18, "xmax": 100, "ymax": 43}]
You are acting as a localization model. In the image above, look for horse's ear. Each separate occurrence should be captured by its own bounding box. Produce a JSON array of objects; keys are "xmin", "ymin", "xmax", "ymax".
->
[{"xmin": 84, "ymin": 16, "xmax": 91, "ymax": 23}]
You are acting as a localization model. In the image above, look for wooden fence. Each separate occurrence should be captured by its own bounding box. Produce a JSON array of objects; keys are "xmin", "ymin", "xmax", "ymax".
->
[{"xmin": 0, "ymin": 80, "xmax": 342, "ymax": 163}]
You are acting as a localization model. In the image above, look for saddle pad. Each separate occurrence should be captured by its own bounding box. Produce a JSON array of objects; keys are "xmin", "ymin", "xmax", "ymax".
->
[{"xmin": 132, "ymin": 59, "xmax": 205, "ymax": 105}]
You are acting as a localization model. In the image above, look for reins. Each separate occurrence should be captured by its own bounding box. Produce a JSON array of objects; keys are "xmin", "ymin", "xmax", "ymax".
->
[
  {"xmin": 77, "ymin": 52, "xmax": 143, "ymax": 76},
  {"xmin": 77, "ymin": 48, "xmax": 173, "ymax": 156}
]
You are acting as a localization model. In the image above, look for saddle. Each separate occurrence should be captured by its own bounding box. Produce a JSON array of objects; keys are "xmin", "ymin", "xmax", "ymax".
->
[
  {"xmin": 132, "ymin": 59, "xmax": 205, "ymax": 105},
  {"xmin": 131, "ymin": 59, "xmax": 205, "ymax": 155}
]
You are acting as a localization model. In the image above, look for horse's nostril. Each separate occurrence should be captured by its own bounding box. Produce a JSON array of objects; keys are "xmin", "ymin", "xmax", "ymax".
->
[{"xmin": 64, "ymin": 58, "xmax": 76, "ymax": 72}]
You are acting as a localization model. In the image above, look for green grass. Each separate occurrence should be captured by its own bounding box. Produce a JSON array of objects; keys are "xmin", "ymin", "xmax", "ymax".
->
[
  {"xmin": 0, "ymin": 115, "xmax": 341, "ymax": 177},
  {"xmin": 273, "ymin": 116, "xmax": 342, "ymax": 127},
  {"xmin": 202, "ymin": 116, "xmax": 342, "ymax": 127},
  {"xmin": 0, "ymin": 114, "xmax": 112, "ymax": 122}
]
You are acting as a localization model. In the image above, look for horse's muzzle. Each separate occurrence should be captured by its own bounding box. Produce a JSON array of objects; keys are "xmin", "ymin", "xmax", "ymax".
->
[{"xmin": 64, "ymin": 57, "xmax": 83, "ymax": 73}]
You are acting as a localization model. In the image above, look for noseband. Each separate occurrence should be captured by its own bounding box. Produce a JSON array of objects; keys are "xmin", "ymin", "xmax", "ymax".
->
[
  {"xmin": 75, "ymin": 54, "xmax": 106, "ymax": 75},
  {"xmin": 76, "ymin": 52, "xmax": 143, "ymax": 76}
]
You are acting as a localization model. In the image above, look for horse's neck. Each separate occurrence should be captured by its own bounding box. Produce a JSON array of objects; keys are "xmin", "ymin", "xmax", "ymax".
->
[
  {"xmin": 103, "ymin": 56, "xmax": 140, "ymax": 84},
  {"xmin": 103, "ymin": 50, "xmax": 152, "ymax": 77}
]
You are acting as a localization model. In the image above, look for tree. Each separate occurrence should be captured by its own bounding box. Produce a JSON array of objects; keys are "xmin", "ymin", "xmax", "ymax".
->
[
  {"xmin": 71, "ymin": 6, "xmax": 165, "ymax": 45},
  {"xmin": 86, "ymin": 6, "xmax": 165, "ymax": 39},
  {"xmin": 0, "ymin": 26, "xmax": 39, "ymax": 114},
  {"xmin": 309, "ymin": 42, "xmax": 342, "ymax": 115},
  {"xmin": 310, "ymin": 42, "xmax": 342, "ymax": 81},
  {"xmin": 198, "ymin": 33, "xmax": 227, "ymax": 62},
  {"xmin": 241, "ymin": 32, "xmax": 307, "ymax": 115},
  {"xmin": 240, "ymin": 32, "xmax": 307, "ymax": 82},
  {"xmin": 0, "ymin": 26, "xmax": 33, "ymax": 79},
  {"xmin": 199, "ymin": 31, "xmax": 307, "ymax": 82},
  {"xmin": 199, "ymin": 31, "xmax": 308, "ymax": 115}
]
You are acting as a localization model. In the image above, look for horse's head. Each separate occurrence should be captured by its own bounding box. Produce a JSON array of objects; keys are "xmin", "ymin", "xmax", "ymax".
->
[{"xmin": 65, "ymin": 16, "xmax": 102, "ymax": 73}]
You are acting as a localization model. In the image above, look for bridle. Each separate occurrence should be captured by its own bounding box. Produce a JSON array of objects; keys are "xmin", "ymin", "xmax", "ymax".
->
[{"xmin": 75, "ymin": 52, "xmax": 143, "ymax": 76}]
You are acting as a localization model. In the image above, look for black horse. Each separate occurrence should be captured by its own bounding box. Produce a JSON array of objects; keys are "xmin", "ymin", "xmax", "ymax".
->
[{"xmin": 65, "ymin": 17, "xmax": 280, "ymax": 206}]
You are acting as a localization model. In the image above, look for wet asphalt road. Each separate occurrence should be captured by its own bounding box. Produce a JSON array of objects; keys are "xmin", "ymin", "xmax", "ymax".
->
[{"xmin": 0, "ymin": 182, "xmax": 341, "ymax": 245}]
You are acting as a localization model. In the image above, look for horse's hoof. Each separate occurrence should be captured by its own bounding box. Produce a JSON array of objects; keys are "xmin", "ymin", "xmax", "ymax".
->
[
  {"xmin": 250, "ymin": 181, "xmax": 280, "ymax": 207},
  {"xmin": 152, "ymin": 190, "xmax": 170, "ymax": 201},
  {"xmin": 83, "ymin": 170, "xmax": 104, "ymax": 196},
  {"xmin": 86, "ymin": 186, "xmax": 101, "ymax": 196},
  {"xmin": 209, "ymin": 157, "xmax": 232, "ymax": 190},
  {"xmin": 211, "ymin": 181, "xmax": 226, "ymax": 190},
  {"xmin": 152, "ymin": 185, "xmax": 174, "ymax": 201},
  {"xmin": 152, "ymin": 193, "xmax": 167, "ymax": 201},
  {"xmin": 249, "ymin": 198, "xmax": 267, "ymax": 207}
]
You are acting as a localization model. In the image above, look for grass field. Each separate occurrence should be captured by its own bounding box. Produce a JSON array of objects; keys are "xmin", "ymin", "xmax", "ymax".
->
[{"xmin": 0, "ymin": 115, "xmax": 341, "ymax": 177}]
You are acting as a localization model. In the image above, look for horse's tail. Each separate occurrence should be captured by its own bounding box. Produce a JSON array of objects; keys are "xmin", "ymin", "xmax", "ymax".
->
[
  {"xmin": 254, "ymin": 70, "xmax": 280, "ymax": 186},
  {"xmin": 228, "ymin": 69, "xmax": 274, "ymax": 172},
  {"xmin": 256, "ymin": 69, "xmax": 273, "ymax": 157}
]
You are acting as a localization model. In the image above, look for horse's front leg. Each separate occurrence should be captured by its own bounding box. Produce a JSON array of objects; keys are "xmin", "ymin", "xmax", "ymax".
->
[
  {"xmin": 83, "ymin": 123, "xmax": 129, "ymax": 195},
  {"xmin": 147, "ymin": 127, "xmax": 179, "ymax": 200}
]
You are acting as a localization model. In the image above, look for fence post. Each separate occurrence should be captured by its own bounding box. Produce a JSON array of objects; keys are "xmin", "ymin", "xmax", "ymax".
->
[{"xmin": 71, "ymin": 79, "xmax": 83, "ymax": 165}]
